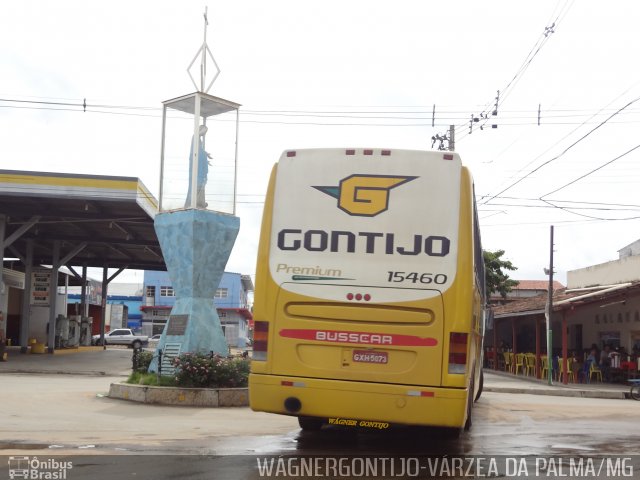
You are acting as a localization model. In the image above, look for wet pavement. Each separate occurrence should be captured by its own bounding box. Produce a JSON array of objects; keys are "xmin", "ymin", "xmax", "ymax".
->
[{"xmin": 1, "ymin": 347, "xmax": 639, "ymax": 461}]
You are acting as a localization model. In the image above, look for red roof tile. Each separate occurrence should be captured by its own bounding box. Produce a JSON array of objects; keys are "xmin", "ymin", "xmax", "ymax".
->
[
  {"xmin": 512, "ymin": 279, "xmax": 565, "ymax": 291},
  {"xmin": 493, "ymin": 281, "xmax": 640, "ymax": 317}
]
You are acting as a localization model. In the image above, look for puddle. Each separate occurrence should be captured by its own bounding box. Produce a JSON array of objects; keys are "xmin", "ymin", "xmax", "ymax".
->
[
  {"xmin": 0, "ymin": 443, "xmax": 50, "ymax": 450},
  {"xmin": 551, "ymin": 444, "xmax": 596, "ymax": 451}
]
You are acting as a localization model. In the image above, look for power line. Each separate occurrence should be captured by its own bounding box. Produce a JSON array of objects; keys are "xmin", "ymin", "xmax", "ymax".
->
[
  {"xmin": 2, "ymin": 96, "xmax": 640, "ymax": 124},
  {"xmin": 8, "ymin": 94, "xmax": 640, "ymax": 117},
  {"xmin": 481, "ymin": 217, "xmax": 636, "ymax": 228},
  {"xmin": 541, "ymin": 143, "xmax": 640, "ymax": 198},
  {"xmin": 479, "ymin": 81, "xmax": 640, "ymax": 201},
  {"xmin": 3, "ymin": 101, "xmax": 640, "ymax": 128},
  {"xmin": 538, "ymin": 201, "xmax": 640, "ymax": 222},
  {"xmin": 496, "ymin": 0, "xmax": 574, "ymax": 109},
  {"xmin": 437, "ymin": 0, "xmax": 574, "ymax": 148},
  {"xmin": 479, "ymin": 202, "xmax": 640, "ymax": 212},
  {"xmin": 481, "ymin": 94, "xmax": 640, "ymax": 205},
  {"xmin": 481, "ymin": 196, "xmax": 640, "ymax": 209}
]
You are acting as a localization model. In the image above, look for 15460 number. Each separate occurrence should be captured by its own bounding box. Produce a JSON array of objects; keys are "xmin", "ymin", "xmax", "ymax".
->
[{"xmin": 387, "ymin": 271, "xmax": 448, "ymax": 284}]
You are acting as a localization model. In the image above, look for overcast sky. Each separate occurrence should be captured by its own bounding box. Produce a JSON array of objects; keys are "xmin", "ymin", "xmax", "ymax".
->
[{"xmin": 2, "ymin": 0, "xmax": 639, "ymax": 287}]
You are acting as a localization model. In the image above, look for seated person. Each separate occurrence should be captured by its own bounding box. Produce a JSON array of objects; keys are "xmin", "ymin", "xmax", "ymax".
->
[
  {"xmin": 569, "ymin": 351, "xmax": 582, "ymax": 382},
  {"xmin": 583, "ymin": 348, "xmax": 598, "ymax": 381},
  {"xmin": 600, "ymin": 344, "xmax": 612, "ymax": 381}
]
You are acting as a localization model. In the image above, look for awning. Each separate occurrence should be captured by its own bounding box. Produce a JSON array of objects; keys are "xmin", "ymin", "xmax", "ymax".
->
[{"xmin": 0, "ymin": 169, "xmax": 166, "ymax": 271}]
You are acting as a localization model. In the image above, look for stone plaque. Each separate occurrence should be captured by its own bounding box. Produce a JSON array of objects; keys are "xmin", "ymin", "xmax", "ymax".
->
[{"xmin": 166, "ymin": 314, "xmax": 189, "ymax": 336}]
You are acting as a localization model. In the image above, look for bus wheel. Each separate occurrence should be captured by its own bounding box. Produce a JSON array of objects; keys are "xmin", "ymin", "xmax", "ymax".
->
[
  {"xmin": 475, "ymin": 369, "xmax": 484, "ymax": 402},
  {"xmin": 298, "ymin": 416, "xmax": 324, "ymax": 431}
]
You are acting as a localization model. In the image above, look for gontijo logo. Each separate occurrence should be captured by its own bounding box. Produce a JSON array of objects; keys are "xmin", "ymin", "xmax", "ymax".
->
[{"xmin": 313, "ymin": 174, "xmax": 417, "ymax": 217}]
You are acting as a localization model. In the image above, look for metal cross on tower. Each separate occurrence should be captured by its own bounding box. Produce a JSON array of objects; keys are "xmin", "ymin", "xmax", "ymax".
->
[{"xmin": 187, "ymin": 7, "xmax": 220, "ymax": 93}]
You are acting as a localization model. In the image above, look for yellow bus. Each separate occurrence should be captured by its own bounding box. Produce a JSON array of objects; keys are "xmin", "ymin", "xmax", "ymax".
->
[{"xmin": 249, "ymin": 148, "xmax": 486, "ymax": 433}]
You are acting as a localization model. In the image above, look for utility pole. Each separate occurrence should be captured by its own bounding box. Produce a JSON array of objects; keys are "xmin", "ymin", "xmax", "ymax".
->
[
  {"xmin": 449, "ymin": 125, "xmax": 455, "ymax": 152},
  {"xmin": 545, "ymin": 225, "xmax": 554, "ymax": 385}
]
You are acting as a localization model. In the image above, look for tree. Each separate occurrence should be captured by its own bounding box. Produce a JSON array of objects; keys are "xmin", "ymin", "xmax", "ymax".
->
[{"xmin": 483, "ymin": 249, "xmax": 519, "ymax": 298}]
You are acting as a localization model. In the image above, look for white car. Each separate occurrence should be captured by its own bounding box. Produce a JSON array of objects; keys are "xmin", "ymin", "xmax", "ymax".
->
[{"xmin": 92, "ymin": 329, "xmax": 149, "ymax": 348}]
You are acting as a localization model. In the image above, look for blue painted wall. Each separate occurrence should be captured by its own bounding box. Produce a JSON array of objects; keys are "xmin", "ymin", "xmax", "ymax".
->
[
  {"xmin": 67, "ymin": 294, "xmax": 142, "ymax": 330},
  {"xmin": 109, "ymin": 295, "xmax": 143, "ymax": 320},
  {"xmin": 143, "ymin": 270, "xmax": 245, "ymax": 309},
  {"xmin": 144, "ymin": 270, "xmax": 174, "ymax": 307},
  {"xmin": 67, "ymin": 294, "xmax": 142, "ymax": 320}
]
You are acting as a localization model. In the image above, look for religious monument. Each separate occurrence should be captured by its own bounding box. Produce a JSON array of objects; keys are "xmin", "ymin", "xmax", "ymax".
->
[{"xmin": 149, "ymin": 9, "xmax": 241, "ymax": 373}]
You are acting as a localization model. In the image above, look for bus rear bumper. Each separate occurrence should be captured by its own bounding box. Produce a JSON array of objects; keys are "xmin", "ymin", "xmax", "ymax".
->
[{"xmin": 249, "ymin": 373, "xmax": 469, "ymax": 428}]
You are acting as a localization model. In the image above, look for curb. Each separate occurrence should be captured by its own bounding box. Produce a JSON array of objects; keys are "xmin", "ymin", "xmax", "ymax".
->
[
  {"xmin": 108, "ymin": 382, "xmax": 249, "ymax": 407},
  {"xmin": 0, "ymin": 369, "xmax": 124, "ymax": 376},
  {"xmin": 485, "ymin": 386, "xmax": 627, "ymax": 399},
  {"xmin": 0, "ymin": 368, "xmax": 114, "ymax": 377}
]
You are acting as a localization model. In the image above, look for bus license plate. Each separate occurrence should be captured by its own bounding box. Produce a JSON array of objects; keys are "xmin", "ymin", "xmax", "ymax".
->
[{"xmin": 352, "ymin": 350, "xmax": 388, "ymax": 364}]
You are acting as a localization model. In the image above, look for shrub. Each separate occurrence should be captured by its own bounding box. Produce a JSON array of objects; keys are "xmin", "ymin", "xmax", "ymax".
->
[
  {"xmin": 133, "ymin": 350, "xmax": 154, "ymax": 373},
  {"xmin": 173, "ymin": 353, "xmax": 250, "ymax": 388}
]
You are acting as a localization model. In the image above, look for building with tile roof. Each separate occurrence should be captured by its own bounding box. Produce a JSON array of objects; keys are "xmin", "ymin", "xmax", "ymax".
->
[
  {"xmin": 485, "ymin": 241, "xmax": 640, "ymax": 384},
  {"xmin": 489, "ymin": 279, "xmax": 565, "ymax": 305}
]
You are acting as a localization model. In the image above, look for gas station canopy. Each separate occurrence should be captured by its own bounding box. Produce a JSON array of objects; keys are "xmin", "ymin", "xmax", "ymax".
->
[{"xmin": 0, "ymin": 169, "xmax": 165, "ymax": 271}]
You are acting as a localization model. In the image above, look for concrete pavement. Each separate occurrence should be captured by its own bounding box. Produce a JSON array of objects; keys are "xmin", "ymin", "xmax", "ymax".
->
[
  {"xmin": 0, "ymin": 345, "xmax": 634, "ymax": 400},
  {"xmin": 484, "ymin": 369, "xmax": 631, "ymax": 399},
  {"xmin": 0, "ymin": 345, "xmax": 133, "ymax": 376}
]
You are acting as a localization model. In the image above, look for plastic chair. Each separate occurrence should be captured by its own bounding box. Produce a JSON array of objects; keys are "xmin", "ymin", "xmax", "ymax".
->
[
  {"xmin": 590, "ymin": 362, "xmax": 603, "ymax": 382},
  {"xmin": 524, "ymin": 353, "xmax": 536, "ymax": 376},
  {"xmin": 559, "ymin": 358, "xmax": 575, "ymax": 383},
  {"xmin": 540, "ymin": 355, "xmax": 549, "ymax": 379},
  {"xmin": 514, "ymin": 353, "xmax": 525, "ymax": 375},
  {"xmin": 485, "ymin": 350, "xmax": 495, "ymax": 369},
  {"xmin": 503, "ymin": 351, "xmax": 513, "ymax": 373}
]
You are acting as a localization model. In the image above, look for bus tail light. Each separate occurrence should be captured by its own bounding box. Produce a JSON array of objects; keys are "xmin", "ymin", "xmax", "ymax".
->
[
  {"xmin": 448, "ymin": 332, "xmax": 468, "ymax": 374},
  {"xmin": 253, "ymin": 321, "xmax": 269, "ymax": 361}
]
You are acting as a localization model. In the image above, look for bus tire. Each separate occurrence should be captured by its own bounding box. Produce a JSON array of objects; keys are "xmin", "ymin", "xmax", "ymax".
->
[
  {"xmin": 475, "ymin": 369, "xmax": 484, "ymax": 402},
  {"xmin": 298, "ymin": 416, "xmax": 324, "ymax": 431}
]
